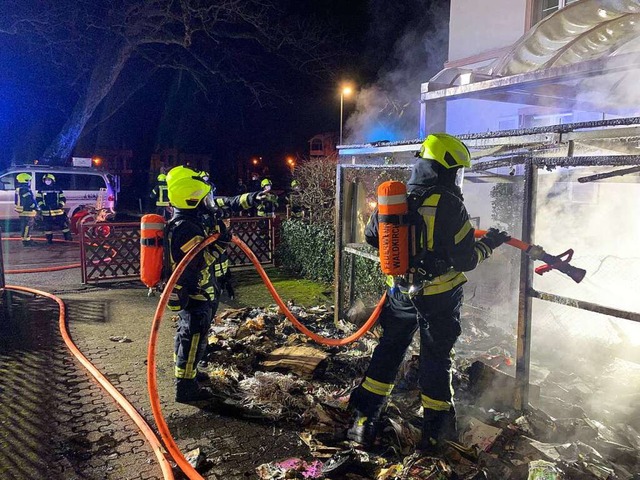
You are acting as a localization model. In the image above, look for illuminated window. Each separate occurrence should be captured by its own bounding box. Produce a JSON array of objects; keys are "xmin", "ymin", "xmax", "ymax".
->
[{"xmin": 532, "ymin": 0, "xmax": 580, "ymax": 25}]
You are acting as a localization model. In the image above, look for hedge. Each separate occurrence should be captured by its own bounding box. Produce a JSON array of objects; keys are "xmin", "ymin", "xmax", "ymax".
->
[{"xmin": 277, "ymin": 219, "xmax": 385, "ymax": 301}]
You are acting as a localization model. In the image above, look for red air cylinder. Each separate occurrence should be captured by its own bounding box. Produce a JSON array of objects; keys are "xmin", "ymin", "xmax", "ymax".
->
[
  {"xmin": 140, "ymin": 214, "xmax": 166, "ymax": 288},
  {"xmin": 377, "ymin": 181, "xmax": 409, "ymax": 276}
]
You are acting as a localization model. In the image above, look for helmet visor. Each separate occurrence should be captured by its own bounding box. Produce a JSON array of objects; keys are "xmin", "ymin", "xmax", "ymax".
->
[{"xmin": 203, "ymin": 190, "xmax": 217, "ymax": 212}]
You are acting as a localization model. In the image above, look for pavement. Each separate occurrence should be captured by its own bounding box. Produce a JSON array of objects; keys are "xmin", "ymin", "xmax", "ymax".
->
[{"xmin": 0, "ymin": 236, "xmax": 308, "ymax": 479}]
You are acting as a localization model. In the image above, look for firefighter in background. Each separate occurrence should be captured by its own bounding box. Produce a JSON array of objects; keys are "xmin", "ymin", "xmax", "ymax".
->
[
  {"xmin": 166, "ymin": 166, "xmax": 266, "ymax": 403},
  {"xmin": 347, "ymin": 133, "xmax": 511, "ymax": 452},
  {"xmin": 14, "ymin": 173, "xmax": 38, "ymax": 246},
  {"xmin": 36, "ymin": 174, "xmax": 72, "ymax": 244},
  {"xmin": 150, "ymin": 173, "xmax": 171, "ymax": 220},
  {"xmin": 286, "ymin": 179, "xmax": 305, "ymax": 219},
  {"xmin": 256, "ymin": 178, "xmax": 278, "ymax": 217},
  {"xmin": 198, "ymin": 171, "xmax": 235, "ymax": 301}
]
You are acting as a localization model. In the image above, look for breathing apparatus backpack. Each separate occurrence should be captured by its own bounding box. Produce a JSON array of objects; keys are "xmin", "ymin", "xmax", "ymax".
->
[
  {"xmin": 140, "ymin": 214, "xmax": 167, "ymax": 290},
  {"xmin": 377, "ymin": 180, "xmax": 452, "ymax": 295}
]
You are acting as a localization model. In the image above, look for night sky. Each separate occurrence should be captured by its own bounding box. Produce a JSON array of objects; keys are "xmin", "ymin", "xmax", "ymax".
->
[{"xmin": 0, "ymin": 0, "xmax": 447, "ymax": 198}]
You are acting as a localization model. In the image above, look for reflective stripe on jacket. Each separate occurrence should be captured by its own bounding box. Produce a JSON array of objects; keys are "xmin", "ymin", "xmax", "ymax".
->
[
  {"xmin": 15, "ymin": 186, "xmax": 38, "ymax": 216},
  {"xmin": 35, "ymin": 190, "xmax": 66, "ymax": 216},
  {"xmin": 367, "ymin": 185, "xmax": 493, "ymax": 296}
]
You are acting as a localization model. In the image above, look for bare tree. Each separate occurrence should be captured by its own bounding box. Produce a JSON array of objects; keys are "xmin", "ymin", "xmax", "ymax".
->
[
  {"xmin": 294, "ymin": 154, "xmax": 337, "ymax": 224},
  {"xmin": 0, "ymin": 0, "xmax": 337, "ymax": 164}
]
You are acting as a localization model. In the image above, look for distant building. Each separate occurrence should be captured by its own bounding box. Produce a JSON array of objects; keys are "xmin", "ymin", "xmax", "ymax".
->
[
  {"xmin": 150, "ymin": 148, "xmax": 212, "ymax": 177},
  {"xmin": 73, "ymin": 147, "xmax": 135, "ymax": 186},
  {"xmin": 309, "ymin": 133, "xmax": 338, "ymax": 158}
]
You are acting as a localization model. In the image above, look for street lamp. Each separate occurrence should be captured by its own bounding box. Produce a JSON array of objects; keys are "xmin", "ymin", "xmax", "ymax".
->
[
  {"xmin": 286, "ymin": 156, "xmax": 295, "ymax": 174},
  {"xmin": 340, "ymin": 85, "xmax": 353, "ymax": 146}
]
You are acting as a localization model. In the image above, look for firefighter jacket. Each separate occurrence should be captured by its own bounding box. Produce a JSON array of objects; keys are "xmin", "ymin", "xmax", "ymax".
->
[
  {"xmin": 256, "ymin": 193, "xmax": 278, "ymax": 217},
  {"xmin": 36, "ymin": 189, "xmax": 66, "ymax": 217},
  {"xmin": 150, "ymin": 181, "xmax": 170, "ymax": 207},
  {"xmin": 286, "ymin": 191, "xmax": 304, "ymax": 218},
  {"xmin": 15, "ymin": 185, "xmax": 38, "ymax": 217},
  {"xmin": 365, "ymin": 184, "xmax": 493, "ymax": 296},
  {"xmin": 167, "ymin": 192, "xmax": 257, "ymax": 311}
]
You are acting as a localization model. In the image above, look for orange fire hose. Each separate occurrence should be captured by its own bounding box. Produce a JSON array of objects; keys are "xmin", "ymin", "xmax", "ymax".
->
[
  {"xmin": 474, "ymin": 229, "xmax": 586, "ymax": 283},
  {"xmin": 6, "ymin": 285, "xmax": 174, "ymax": 480},
  {"xmin": 147, "ymin": 233, "xmax": 386, "ymax": 478},
  {"xmin": 232, "ymin": 235, "xmax": 386, "ymax": 346},
  {"xmin": 147, "ymin": 234, "xmax": 219, "ymax": 480}
]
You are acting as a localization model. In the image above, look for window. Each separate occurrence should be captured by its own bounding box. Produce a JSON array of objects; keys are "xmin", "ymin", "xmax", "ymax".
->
[
  {"xmin": 35, "ymin": 173, "xmax": 106, "ymax": 191},
  {"xmin": 310, "ymin": 139, "xmax": 323, "ymax": 151},
  {"xmin": 532, "ymin": 0, "xmax": 580, "ymax": 25},
  {"xmin": 0, "ymin": 174, "xmax": 16, "ymax": 191}
]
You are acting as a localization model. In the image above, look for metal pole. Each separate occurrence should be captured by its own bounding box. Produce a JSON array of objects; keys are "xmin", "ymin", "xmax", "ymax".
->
[
  {"xmin": 333, "ymin": 165, "xmax": 345, "ymax": 326},
  {"xmin": 340, "ymin": 93, "xmax": 344, "ymax": 146},
  {"xmin": 348, "ymin": 180, "xmax": 358, "ymax": 307},
  {"xmin": 514, "ymin": 159, "xmax": 537, "ymax": 411}
]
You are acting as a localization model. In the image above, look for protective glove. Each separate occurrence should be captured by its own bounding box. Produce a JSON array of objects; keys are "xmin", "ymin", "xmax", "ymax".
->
[
  {"xmin": 255, "ymin": 191, "xmax": 277, "ymax": 204},
  {"xmin": 481, "ymin": 227, "xmax": 511, "ymax": 250}
]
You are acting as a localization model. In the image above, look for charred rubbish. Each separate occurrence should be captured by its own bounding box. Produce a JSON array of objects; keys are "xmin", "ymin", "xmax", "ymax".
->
[{"xmin": 188, "ymin": 303, "xmax": 639, "ymax": 479}]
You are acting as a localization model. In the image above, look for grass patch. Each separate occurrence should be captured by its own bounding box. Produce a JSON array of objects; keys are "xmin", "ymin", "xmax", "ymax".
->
[{"xmin": 229, "ymin": 267, "xmax": 333, "ymax": 308}]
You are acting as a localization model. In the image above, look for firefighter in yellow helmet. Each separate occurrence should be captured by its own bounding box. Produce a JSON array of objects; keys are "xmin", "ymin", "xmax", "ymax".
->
[
  {"xmin": 165, "ymin": 165, "xmax": 264, "ymax": 403},
  {"xmin": 14, "ymin": 173, "xmax": 38, "ymax": 246},
  {"xmin": 35, "ymin": 173, "xmax": 72, "ymax": 243},
  {"xmin": 286, "ymin": 179, "xmax": 304, "ymax": 219},
  {"xmin": 256, "ymin": 178, "xmax": 278, "ymax": 217},
  {"xmin": 150, "ymin": 173, "xmax": 171, "ymax": 220},
  {"xmin": 348, "ymin": 133, "xmax": 510, "ymax": 452}
]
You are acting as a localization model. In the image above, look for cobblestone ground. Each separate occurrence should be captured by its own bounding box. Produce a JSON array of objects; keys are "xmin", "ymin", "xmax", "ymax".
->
[
  {"xmin": 0, "ymin": 292, "xmax": 162, "ymax": 480},
  {"xmin": 3, "ymin": 237, "xmax": 309, "ymax": 479},
  {"xmin": 62, "ymin": 288, "xmax": 309, "ymax": 480}
]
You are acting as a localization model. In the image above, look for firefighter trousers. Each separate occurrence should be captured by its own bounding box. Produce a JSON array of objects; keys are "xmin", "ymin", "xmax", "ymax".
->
[
  {"xmin": 350, "ymin": 286, "xmax": 463, "ymax": 418},
  {"xmin": 19, "ymin": 215, "xmax": 35, "ymax": 241},
  {"xmin": 43, "ymin": 213, "xmax": 71, "ymax": 242},
  {"xmin": 174, "ymin": 300, "xmax": 219, "ymax": 380}
]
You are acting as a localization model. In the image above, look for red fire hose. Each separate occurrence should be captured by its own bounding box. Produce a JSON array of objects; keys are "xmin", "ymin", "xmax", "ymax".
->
[{"xmin": 474, "ymin": 229, "xmax": 586, "ymax": 283}]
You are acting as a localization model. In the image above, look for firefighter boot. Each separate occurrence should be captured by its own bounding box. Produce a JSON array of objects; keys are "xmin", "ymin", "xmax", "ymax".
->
[
  {"xmin": 418, "ymin": 408, "xmax": 458, "ymax": 454},
  {"xmin": 175, "ymin": 379, "xmax": 215, "ymax": 404},
  {"xmin": 46, "ymin": 234, "xmax": 53, "ymax": 244},
  {"xmin": 347, "ymin": 411, "xmax": 379, "ymax": 448},
  {"xmin": 64, "ymin": 231, "xmax": 73, "ymax": 241}
]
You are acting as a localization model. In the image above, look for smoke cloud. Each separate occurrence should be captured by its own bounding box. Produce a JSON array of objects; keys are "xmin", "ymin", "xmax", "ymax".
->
[{"xmin": 344, "ymin": 0, "xmax": 449, "ymax": 144}]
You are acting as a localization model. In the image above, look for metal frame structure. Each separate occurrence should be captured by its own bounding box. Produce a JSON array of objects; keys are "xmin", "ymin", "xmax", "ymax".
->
[{"xmin": 336, "ymin": 116, "xmax": 640, "ymax": 411}]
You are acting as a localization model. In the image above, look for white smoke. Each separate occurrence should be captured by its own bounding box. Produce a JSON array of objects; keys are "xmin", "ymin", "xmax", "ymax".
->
[{"xmin": 344, "ymin": 1, "xmax": 449, "ymax": 144}]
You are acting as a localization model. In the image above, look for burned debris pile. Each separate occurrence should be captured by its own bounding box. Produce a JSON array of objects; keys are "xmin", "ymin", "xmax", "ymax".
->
[{"xmin": 194, "ymin": 304, "xmax": 639, "ymax": 479}]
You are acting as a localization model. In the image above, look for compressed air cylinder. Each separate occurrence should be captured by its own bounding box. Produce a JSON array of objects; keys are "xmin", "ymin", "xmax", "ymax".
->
[
  {"xmin": 377, "ymin": 180, "xmax": 409, "ymax": 276},
  {"xmin": 140, "ymin": 214, "xmax": 166, "ymax": 288}
]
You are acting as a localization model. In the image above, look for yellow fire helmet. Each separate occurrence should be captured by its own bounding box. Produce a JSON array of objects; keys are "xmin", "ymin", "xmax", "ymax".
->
[
  {"xmin": 261, "ymin": 178, "xmax": 272, "ymax": 188},
  {"xmin": 417, "ymin": 133, "xmax": 471, "ymax": 169},
  {"xmin": 166, "ymin": 166, "xmax": 212, "ymax": 209},
  {"xmin": 157, "ymin": 173, "xmax": 167, "ymax": 182},
  {"xmin": 43, "ymin": 173, "xmax": 56, "ymax": 182},
  {"xmin": 16, "ymin": 173, "xmax": 32, "ymax": 183},
  {"xmin": 291, "ymin": 180, "xmax": 300, "ymax": 188}
]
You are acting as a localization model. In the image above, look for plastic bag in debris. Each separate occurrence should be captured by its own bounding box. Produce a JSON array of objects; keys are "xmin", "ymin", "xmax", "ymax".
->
[
  {"xmin": 256, "ymin": 457, "xmax": 323, "ymax": 479},
  {"xmin": 527, "ymin": 460, "xmax": 559, "ymax": 480},
  {"xmin": 321, "ymin": 449, "xmax": 383, "ymax": 478},
  {"xmin": 185, "ymin": 447, "xmax": 205, "ymax": 471}
]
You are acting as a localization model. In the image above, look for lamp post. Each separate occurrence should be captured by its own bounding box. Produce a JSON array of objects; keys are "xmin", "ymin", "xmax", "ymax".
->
[
  {"xmin": 339, "ymin": 85, "xmax": 353, "ymax": 145},
  {"xmin": 286, "ymin": 156, "xmax": 295, "ymax": 174}
]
